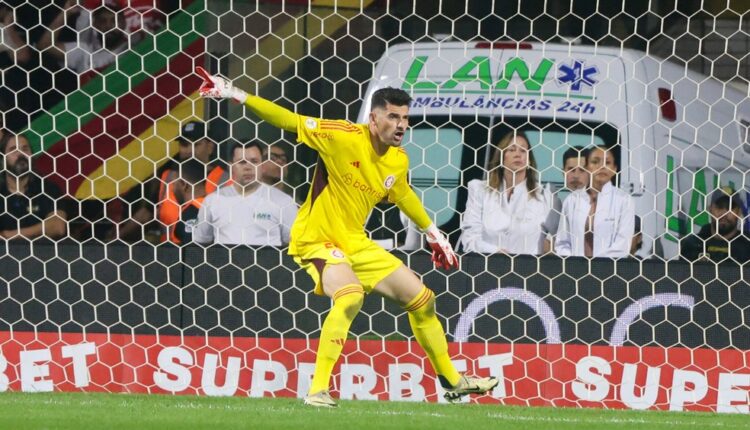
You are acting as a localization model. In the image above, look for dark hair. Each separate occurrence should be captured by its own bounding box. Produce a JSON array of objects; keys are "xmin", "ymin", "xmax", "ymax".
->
[
  {"xmin": 562, "ymin": 146, "xmax": 588, "ymax": 166},
  {"xmin": 586, "ymin": 144, "xmax": 620, "ymax": 185},
  {"xmin": 265, "ymin": 141, "xmax": 291, "ymax": 157},
  {"xmin": 370, "ymin": 87, "xmax": 412, "ymax": 110},
  {"xmin": 0, "ymin": 131, "xmax": 11, "ymax": 155},
  {"xmin": 228, "ymin": 140, "xmax": 266, "ymax": 161},
  {"xmin": 177, "ymin": 159, "xmax": 207, "ymax": 185},
  {"xmin": 712, "ymin": 194, "xmax": 742, "ymax": 210},
  {"xmin": 0, "ymin": 132, "xmax": 28, "ymax": 155}
]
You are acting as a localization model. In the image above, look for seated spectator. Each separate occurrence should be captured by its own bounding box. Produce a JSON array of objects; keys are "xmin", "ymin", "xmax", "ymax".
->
[
  {"xmin": 171, "ymin": 159, "xmax": 208, "ymax": 244},
  {"xmin": 0, "ymin": 4, "xmax": 31, "ymax": 66},
  {"xmin": 259, "ymin": 141, "xmax": 291, "ymax": 194},
  {"xmin": 193, "ymin": 141, "xmax": 298, "ymax": 246},
  {"xmin": 156, "ymin": 120, "xmax": 229, "ymax": 243},
  {"xmin": 0, "ymin": 133, "xmax": 67, "ymax": 239},
  {"xmin": 460, "ymin": 130, "xmax": 556, "ymax": 255},
  {"xmin": 555, "ymin": 144, "xmax": 634, "ymax": 258},
  {"xmin": 680, "ymin": 187, "xmax": 750, "ymax": 263},
  {"xmin": 38, "ymin": 0, "xmax": 129, "ymax": 75},
  {"xmin": 562, "ymin": 146, "xmax": 589, "ymax": 192}
]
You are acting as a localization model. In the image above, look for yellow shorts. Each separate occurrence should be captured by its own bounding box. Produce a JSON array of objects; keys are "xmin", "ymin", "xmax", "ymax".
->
[{"xmin": 292, "ymin": 240, "xmax": 403, "ymax": 296}]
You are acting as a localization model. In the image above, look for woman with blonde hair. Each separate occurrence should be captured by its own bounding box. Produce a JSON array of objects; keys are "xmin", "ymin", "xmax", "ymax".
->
[{"xmin": 460, "ymin": 130, "xmax": 557, "ymax": 254}]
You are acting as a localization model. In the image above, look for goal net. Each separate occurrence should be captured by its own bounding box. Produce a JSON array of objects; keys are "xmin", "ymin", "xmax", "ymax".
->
[{"xmin": 0, "ymin": 0, "xmax": 748, "ymax": 413}]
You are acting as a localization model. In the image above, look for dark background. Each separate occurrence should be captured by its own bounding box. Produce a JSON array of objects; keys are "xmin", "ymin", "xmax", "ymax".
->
[{"xmin": 1, "ymin": 241, "xmax": 747, "ymax": 350}]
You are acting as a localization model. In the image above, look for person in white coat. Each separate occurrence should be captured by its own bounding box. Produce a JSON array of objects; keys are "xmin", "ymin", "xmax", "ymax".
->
[
  {"xmin": 193, "ymin": 141, "xmax": 298, "ymax": 246},
  {"xmin": 460, "ymin": 131, "xmax": 557, "ymax": 255},
  {"xmin": 555, "ymin": 145, "xmax": 634, "ymax": 258}
]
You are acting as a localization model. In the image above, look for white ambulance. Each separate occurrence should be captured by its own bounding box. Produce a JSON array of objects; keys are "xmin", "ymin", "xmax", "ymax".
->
[{"xmin": 358, "ymin": 42, "xmax": 750, "ymax": 259}]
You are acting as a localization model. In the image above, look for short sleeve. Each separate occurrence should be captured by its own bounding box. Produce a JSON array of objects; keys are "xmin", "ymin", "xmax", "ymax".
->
[{"xmin": 192, "ymin": 195, "xmax": 215, "ymax": 244}]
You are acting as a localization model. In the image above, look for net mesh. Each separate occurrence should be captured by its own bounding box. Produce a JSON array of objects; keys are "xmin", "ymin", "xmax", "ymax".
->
[{"xmin": 0, "ymin": 0, "xmax": 748, "ymax": 413}]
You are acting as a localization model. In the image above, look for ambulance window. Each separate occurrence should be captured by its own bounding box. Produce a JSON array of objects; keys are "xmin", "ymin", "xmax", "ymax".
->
[
  {"xmin": 404, "ymin": 115, "xmax": 493, "ymax": 233},
  {"xmin": 404, "ymin": 127, "xmax": 463, "ymax": 227},
  {"xmin": 524, "ymin": 130, "xmax": 606, "ymax": 186}
]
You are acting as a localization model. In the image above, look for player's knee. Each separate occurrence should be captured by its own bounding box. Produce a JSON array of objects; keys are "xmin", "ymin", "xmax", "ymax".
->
[{"xmin": 333, "ymin": 284, "xmax": 364, "ymax": 317}]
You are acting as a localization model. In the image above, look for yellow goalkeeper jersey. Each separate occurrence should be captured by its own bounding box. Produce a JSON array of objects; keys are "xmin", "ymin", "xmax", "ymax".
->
[{"xmin": 289, "ymin": 116, "xmax": 419, "ymax": 255}]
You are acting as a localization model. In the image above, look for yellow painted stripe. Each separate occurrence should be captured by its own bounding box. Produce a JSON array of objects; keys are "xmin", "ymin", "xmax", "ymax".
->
[
  {"xmin": 80, "ymin": 0, "xmax": 375, "ymax": 200},
  {"xmin": 75, "ymin": 93, "xmax": 204, "ymax": 199}
]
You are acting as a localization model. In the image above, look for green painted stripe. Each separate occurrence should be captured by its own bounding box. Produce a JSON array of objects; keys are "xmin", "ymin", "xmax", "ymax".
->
[{"xmin": 27, "ymin": 0, "xmax": 205, "ymax": 154}]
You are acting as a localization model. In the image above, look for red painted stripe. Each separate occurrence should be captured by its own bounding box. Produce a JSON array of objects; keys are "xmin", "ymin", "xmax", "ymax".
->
[{"xmin": 35, "ymin": 39, "xmax": 204, "ymax": 195}]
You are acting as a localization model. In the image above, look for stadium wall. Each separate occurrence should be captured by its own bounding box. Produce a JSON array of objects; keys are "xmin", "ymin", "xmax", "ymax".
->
[{"xmin": 0, "ymin": 242, "xmax": 748, "ymax": 412}]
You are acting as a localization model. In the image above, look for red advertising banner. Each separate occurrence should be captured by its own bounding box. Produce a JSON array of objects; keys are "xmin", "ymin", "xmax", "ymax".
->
[{"xmin": 0, "ymin": 331, "xmax": 747, "ymax": 413}]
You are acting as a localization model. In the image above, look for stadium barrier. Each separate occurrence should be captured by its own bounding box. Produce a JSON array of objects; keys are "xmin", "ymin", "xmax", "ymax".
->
[{"xmin": 0, "ymin": 241, "xmax": 747, "ymax": 412}]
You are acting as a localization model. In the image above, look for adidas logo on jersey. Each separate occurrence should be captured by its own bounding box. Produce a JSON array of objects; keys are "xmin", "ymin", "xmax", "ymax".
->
[{"xmin": 350, "ymin": 161, "xmax": 360, "ymax": 168}]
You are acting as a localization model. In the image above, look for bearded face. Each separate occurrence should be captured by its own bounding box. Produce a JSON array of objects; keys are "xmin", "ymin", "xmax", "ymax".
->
[
  {"xmin": 710, "ymin": 205, "xmax": 741, "ymax": 237},
  {"xmin": 4, "ymin": 136, "xmax": 31, "ymax": 177}
]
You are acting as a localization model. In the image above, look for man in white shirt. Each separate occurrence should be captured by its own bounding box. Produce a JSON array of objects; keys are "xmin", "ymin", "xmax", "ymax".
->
[
  {"xmin": 193, "ymin": 141, "xmax": 298, "ymax": 246},
  {"xmin": 562, "ymin": 146, "xmax": 589, "ymax": 192}
]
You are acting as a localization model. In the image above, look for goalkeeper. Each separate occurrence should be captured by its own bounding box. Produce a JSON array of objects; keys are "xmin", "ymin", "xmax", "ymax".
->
[{"xmin": 197, "ymin": 67, "xmax": 498, "ymax": 407}]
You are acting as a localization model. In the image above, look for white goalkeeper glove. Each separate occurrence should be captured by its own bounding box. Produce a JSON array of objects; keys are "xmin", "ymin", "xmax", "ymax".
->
[
  {"xmin": 423, "ymin": 224, "xmax": 458, "ymax": 270},
  {"xmin": 196, "ymin": 66, "xmax": 248, "ymax": 103}
]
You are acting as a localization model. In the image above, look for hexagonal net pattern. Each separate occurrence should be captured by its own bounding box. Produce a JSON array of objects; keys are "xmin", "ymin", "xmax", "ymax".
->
[{"xmin": 0, "ymin": 0, "xmax": 748, "ymax": 413}]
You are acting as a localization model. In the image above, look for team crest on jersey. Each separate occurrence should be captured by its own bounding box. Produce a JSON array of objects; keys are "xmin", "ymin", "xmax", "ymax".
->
[
  {"xmin": 330, "ymin": 249, "xmax": 345, "ymax": 259},
  {"xmin": 384, "ymin": 175, "xmax": 395, "ymax": 189},
  {"xmin": 305, "ymin": 118, "xmax": 318, "ymax": 130}
]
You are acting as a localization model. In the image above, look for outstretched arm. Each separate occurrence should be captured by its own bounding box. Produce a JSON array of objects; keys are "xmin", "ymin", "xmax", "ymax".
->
[{"xmin": 197, "ymin": 67, "xmax": 298, "ymax": 132}]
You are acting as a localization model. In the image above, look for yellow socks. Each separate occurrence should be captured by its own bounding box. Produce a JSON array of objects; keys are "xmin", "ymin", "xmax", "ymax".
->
[
  {"xmin": 405, "ymin": 286, "xmax": 461, "ymax": 389},
  {"xmin": 309, "ymin": 284, "xmax": 364, "ymax": 394}
]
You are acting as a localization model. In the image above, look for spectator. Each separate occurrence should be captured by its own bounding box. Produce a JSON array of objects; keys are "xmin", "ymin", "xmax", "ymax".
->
[
  {"xmin": 562, "ymin": 146, "xmax": 589, "ymax": 192},
  {"xmin": 38, "ymin": 0, "xmax": 129, "ymax": 75},
  {"xmin": 0, "ymin": 3, "xmax": 34, "ymax": 132},
  {"xmin": 631, "ymin": 215, "xmax": 643, "ymax": 257},
  {"xmin": 680, "ymin": 187, "xmax": 750, "ymax": 263},
  {"xmin": 0, "ymin": 4, "xmax": 31, "ymax": 66},
  {"xmin": 193, "ymin": 141, "xmax": 298, "ymax": 246},
  {"xmin": 460, "ymin": 130, "xmax": 556, "ymax": 255},
  {"xmin": 555, "ymin": 144, "xmax": 634, "ymax": 258},
  {"xmin": 0, "ymin": 133, "xmax": 67, "ymax": 239},
  {"xmin": 259, "ymin": 141, "xmax": 291, "ymax": 194},
  {"xmin": 156, "ymin": 120, "xmax": 229, "ymax": 243},
  {"xmin": 171, "ymin": 159, "xmax": 208, "ymax": 244}
]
